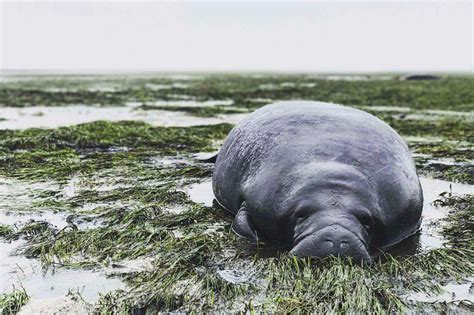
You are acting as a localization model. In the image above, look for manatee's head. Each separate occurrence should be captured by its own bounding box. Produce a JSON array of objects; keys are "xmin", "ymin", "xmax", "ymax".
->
[
  {"xmin": 289, "ymin": 210, "xmax": 372, "ymax": 262},
  {"xmin": 284, "ymin": 162, "xmax": 377, "ymax": 262}
]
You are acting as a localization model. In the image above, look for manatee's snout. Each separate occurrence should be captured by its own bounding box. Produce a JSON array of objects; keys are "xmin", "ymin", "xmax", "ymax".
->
[{"xmin": 290, "ymin": 225, "xmax": 371, "ymax": 262}]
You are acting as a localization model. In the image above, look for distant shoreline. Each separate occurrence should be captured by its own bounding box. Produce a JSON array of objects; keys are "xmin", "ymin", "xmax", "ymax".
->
[{"xmin": 1, "ymin": 69, "xmax": 472, "ymax": 76}]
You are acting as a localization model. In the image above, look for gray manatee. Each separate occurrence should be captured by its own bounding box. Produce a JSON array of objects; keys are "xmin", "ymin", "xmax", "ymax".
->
[{"xmin": 212, "ymin": 101, "xmax": 423, "ymax": 261}]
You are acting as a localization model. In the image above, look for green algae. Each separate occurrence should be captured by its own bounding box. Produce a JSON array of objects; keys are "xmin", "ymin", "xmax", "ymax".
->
[
  {"xmin": 0, "ymin": 133, "xmax": 471, "ymax": 313},
  {"xmin": 0, "ymin": 73, "xmax": 473, "ymax": 313},
  {"xmin": 0, "ymin": 121, "xmax": 232, "ymax": 152},
  {"xmin": 434, "ymin": 194, "xmax": 473, "ymax": 246},
  {"xmin": 89, "ymin": 193, "xmax": 472, "ymax": 313},
  {"xmin": 0, "ymin": 224, "xmax": 14, "ymax": 238},
  {"xmin": 0, "ymin": 121, "xmax": 231, "ymax": 181},
  {"xmin": 136, "ymin": 104, "xmax": 249, "ymax": 117},
  {"xmin": 2, "ymin": 74, "xmax": 473, "ymax": 111},
  {"xmin": 383, "ymin": 115, "xmax": 473, "ymax": 142},
  {"xmin": 0, "ymin": 288, "xmax": 29, "ymax": 315},
  {"xmin": 0, "ymin": 88, "xmax": 127, "ymax": 107}
]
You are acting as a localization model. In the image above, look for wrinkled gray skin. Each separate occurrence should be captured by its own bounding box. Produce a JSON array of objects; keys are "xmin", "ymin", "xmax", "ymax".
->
[{"xmin": 212, "ymin": 101, "xmax": 423, "ymax": 261}]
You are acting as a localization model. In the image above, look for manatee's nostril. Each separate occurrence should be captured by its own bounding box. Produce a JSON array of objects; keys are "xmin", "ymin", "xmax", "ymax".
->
[
  {"xmin": 290, "ymin": 226, "xmax": 371, "ymax": 261},
  {"xmin": 324, "ymin": 239, "xmax": 333, "ymax": 247},
  {"xmin": 339, "ymin": 241, "xmax": 349, "ymax": 249}
]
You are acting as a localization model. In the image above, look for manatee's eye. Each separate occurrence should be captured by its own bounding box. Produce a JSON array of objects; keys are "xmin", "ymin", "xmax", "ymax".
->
[
  {"xmin": 357, "ymin": 211, "xmax": 372, "ymax": 231},
  {"xmin": 295, "ymin": 208, "xmax": 311, "ymax": 223},
  {"xmin": 296, "ymin": 213, "xmax": 308, "ymax": 221}
]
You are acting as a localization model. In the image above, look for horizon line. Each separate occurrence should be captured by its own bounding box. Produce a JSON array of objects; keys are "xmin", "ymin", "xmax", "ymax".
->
[{"xmin": 1, "ymin": 68, "xmax": 473, "ymax": 75}]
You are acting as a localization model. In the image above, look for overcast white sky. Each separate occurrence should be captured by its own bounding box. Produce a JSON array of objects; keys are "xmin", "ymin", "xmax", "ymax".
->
[{"xmin": 1, "ymin": 1, "xmax": 472, "ymax": 72}]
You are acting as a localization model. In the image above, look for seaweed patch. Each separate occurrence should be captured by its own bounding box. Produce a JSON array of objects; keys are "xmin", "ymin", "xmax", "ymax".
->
[{"xmin": 0, "ymin": 73, "xmax": 472, "ymax": 313}]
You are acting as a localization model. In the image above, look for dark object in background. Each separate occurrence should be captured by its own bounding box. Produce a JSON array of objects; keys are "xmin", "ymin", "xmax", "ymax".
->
[
  {"xmin": 212, "ymin": 101, "xmax": 423, "ymax": 262},
  {"xmin": 403, "ymin": 74, "xmax": 440, "ymax": 80}
]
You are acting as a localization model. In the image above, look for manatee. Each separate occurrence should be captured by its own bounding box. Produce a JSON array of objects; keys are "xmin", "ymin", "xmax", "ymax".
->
[{"xmin": 212, "ymin": 101, "xmax": 423, "ymax": 261}]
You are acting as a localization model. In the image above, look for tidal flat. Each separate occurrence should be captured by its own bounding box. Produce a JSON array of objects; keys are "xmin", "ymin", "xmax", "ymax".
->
[{"xmin": 0, "ymin": 73, "xmax": 473, "ymax": 314}]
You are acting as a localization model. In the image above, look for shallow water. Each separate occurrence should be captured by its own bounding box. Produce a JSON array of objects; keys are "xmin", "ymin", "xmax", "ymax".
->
[
  {"xmin": 3, "ymin": 98, "xmax": 469, "ymax": 131},
  {"xmin": 360, "ymin": 105, "xmax": 412, "ymax": 112},
  {"xmin": 18, "ymin": 296, "xmax": 93, "ymax": 315},
  {"xmin": 0, "ymin": 240, "xmax": 124, "ymax": 301},
  {"xmin": 325, "ymin": 75, "xmax": 370, "ymax": 81},
  {"xmin": 186, "ymin": 177, "xmax": 474, "ymax": 255},
  {"xmin": 417, "ymin": 177, "xmax": 473, "ymax": 251},
  {"xmin": 186, "ymin": 180, "xmax": 214, "ymax": 207},
  {"xmin": 404, "ymin": 277, "xmax": 474, "ymax": 305},
  {"xmin": 0, "ymin": 210, "xmax": 69, "ymax": 230},
  {"xmin": 0, "ymin": 105, "xmax": 249, "ymax": 129},
  {"xmin": 360, "ymin": 105, "xmax": 474, "ymax": 121},
  {"xmin": 424, "ymin": 157, "xmax": 474, "ymax": 168},
  {"xmin": 0, "ymin": 176, "xmax": 108, "ymax": 229},
  {"xmin": 1, "ymin": 73, "xmax": 473, "ymax": 313},
  {"xmin": 148, "ymin": 155, "xmax": 191, "ymax": 167},
  {"xmin": 0, "ymin": 177, "xmax": 60, "ymax": 212},
  {"xmin": 144, "ymin": 82, "xmax": 190, "ymax": 90},
  {"xmin": 2, "ymin": 173, "xmax": 471, "ymax": 305},
  {"xmin": 216, "ymin": 264, "xmax": 265, "ymax": 287},
  {"xmin": 147, "ymin": 99, "xmax": 234, "ymax": 107}
]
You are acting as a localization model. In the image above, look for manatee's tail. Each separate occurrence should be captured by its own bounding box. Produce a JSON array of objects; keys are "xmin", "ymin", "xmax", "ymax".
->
[{"xmin": 195, "ymin": 152, "xmax": 218, "ymax": 163}]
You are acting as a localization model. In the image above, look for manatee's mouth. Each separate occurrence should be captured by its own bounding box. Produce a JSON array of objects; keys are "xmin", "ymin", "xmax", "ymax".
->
[
  {"xmin": 290, "ymin": 224, "xmax": 371, "ymax": 262},
  {"xmin": 294, "ymin": 224, "xmax": 369, "ymax": 249}
]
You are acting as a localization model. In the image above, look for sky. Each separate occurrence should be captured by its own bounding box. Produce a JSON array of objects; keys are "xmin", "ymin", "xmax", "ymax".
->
[{"xmin": 1, "ymin": 1, "xmax": 472, "ymax": 72}]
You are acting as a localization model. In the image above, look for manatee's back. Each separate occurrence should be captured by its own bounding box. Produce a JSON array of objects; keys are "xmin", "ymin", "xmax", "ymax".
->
[
  {"xmin": 212, "ymin": 101, "xmax": 422, "ymax": 237},
  {"xmin": 212, "ymin": 102, "xmax": 283, "ymax": 213}
]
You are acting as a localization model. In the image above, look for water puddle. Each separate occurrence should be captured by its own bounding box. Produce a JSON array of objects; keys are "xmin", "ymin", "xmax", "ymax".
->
[
  {"xmin": 105, "ymin": 257, "xmax": 155, "ymax": 276},
  {"xmin": 404, "ymin": 112, "xmax": 474, "ymax": 122},
  {"xmin": 163, "ymin": 204, "xmax": 189, "ymax": 215},
  {"xmin": 146, "ymin": 99, "xmax": 233, "ymax": 107},
  {"xmin": 360, "ymin": 105, "xmax": 411, "ymax": 112},
  {"xmin": 144, "ymin": 82, "xmax": 190, "ymax": 90},
  {"xmin": 425, "ymin": 158, "xmax": 473, "ymax": 168},
  {"xmin": 404, "ymin": 278, "xmax": 474, "ymax": 305},
  {"xmin": 247, "ymin": 98, "xmax": 274, "ymax": 104},
  {"xmin": 0, "ymin": 209, "xmax": 68, "ymax": 230},
  {"xmin": 424, "ymin": 109, "xmax": 474, "ymax": 117},
  {"xmin": 216, "ymin": 269, "xmax": 257, "ymax": 285},
  {"xmin": 18, "ymin": 296, "xmax": 94, "ymax": 315},
  {"xmin": 0, "ymin": 177, "xmax": 60, "ymax": 212},
  {"xmin": 186, "ymin": 180, "xmax": 214, "ymax": 207},
  {"xmin": 0, "ymin": 240, "xmax": 125, "ymax": 301},
  {"xmin": 0, "ymin": 105, "xmax": 248, "ymax": 129},
  {"xmin": 61, "ymin": 174, "xmax": 135, "ymax": 196},
  {"xmin": 217, "ymin": 269, "xmax": 250, "ymax": 284},
  {"xmin": 43, "ymin": 83, "xmax": 124, "ymax": 93},
  {"xmin": 86, "ymin": 83, "xmax": 121, "ymax": 92},
  {"xmin": 417, "ymin": 178, "xmax": 473, "ymax": 250},
  {"xmin": 325, "ymin": 75, "xmax": 370, "ymax": 81},
  {"xmin": 0, "ymin": 176, "xmax": 109, "ymax": 229},
  {"xmin": 258, "ymin": 84, "xmax": 278, "ymax": 90},
  {"xmin": 214, "ymin": 259, "xmax": 267, "ymax": 287},
  {"xmin": 405, "ymin": 135, "xmax": 445, "ymax": 144},
  {"xmin": 358, "ymin": 106, "xmax": 473, "ymax": 121},
  {"xmin": 163, "ymin": 94, "xmax": 196, "ymax": 100},
  {"xmin": 258, "ymin": 82, "xmax": 315, "ymax": 90},
  {"xmin": 0, "ymin": 106, "xmax": 137, "ymax": 129},
  {"xmin": 148, "ymin": 156, "xmax": 191, "ymax": 167}
]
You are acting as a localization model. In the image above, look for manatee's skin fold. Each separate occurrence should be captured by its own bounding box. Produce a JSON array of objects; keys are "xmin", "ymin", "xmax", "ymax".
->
[{"xmin": 212, "ymin": 101, "xmax": 423, "ymax": 257}]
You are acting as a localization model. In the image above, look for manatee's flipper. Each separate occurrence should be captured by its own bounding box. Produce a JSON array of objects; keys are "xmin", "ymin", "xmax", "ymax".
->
[
  {"xmin": 195, "ymin": 152, "xmax": 218, "ymax": 163},
  {"xmin": 232, "ymin": 203, "xmax": 259, "ymax": 242}
]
